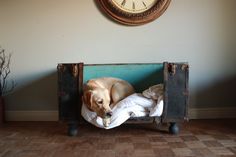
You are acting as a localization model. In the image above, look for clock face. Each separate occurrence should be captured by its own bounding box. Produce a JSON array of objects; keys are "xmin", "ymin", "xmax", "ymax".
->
[
  {"xmin": 97, "ymin": 0, "xmax": 171, "ymax": 25},
  {"xmin": 111, "ymin": 0, "xmax": 158, "ymax": 14}
]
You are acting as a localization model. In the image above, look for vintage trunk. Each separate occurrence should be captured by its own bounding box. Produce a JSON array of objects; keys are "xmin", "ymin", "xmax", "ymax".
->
[{"xmin": 57, "ymin": 62, "xmax": 189, "ymax": 136}]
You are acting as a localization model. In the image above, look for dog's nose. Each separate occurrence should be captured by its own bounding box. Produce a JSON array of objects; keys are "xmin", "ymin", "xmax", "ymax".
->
[{"xmin": 105, "ymin": 112, "xmax": 112, "ymax": 118}]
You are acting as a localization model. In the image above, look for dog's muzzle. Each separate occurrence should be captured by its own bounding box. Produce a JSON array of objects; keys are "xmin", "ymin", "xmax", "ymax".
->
[
  {"xmin": 105, "ymin": 112, "xmax": 112, "ymax": 118},
  {"xmin": 103, "ymin": 112, "xmax": 112, "ymax": 127}
]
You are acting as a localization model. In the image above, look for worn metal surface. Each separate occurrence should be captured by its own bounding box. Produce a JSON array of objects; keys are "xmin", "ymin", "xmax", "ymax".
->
[
  {"xmin": 57, "ymin": 64, "xmax": 80, "ymax": 121},
  {"xmin": 83, "ymin": 63, "xmax": 163, "ymax": 92},
  {"xmin": 162, "ymin": 62, "xmax": 189, "ymax": 123}
]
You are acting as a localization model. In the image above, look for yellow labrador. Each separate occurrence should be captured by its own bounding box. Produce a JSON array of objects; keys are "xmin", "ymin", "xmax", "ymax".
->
[{"xmin": 83, "ymin": 77, "xmax": 134, "ymax": 119}]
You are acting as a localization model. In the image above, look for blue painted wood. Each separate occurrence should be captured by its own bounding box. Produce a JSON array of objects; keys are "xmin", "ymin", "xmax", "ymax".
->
[{"xmin": 84, "ymin": 64, "xmax": 163, "ymax": 92}]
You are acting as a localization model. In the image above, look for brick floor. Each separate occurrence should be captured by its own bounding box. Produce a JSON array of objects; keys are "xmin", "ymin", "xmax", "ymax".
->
[{"xmin": 0, "ymin": 119, "xmax": 236, "ymax": 157}]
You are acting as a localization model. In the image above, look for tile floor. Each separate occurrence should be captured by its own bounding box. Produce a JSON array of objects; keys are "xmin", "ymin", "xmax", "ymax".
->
[{"xmin": 0, "ymin": 119, "xmax": 236, "ymax": 157}]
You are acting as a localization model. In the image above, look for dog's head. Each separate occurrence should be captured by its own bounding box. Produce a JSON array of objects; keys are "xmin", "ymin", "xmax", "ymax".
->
[{"xmin": 83, "ymin": 88, "xmax": 112, "ymax": 118}]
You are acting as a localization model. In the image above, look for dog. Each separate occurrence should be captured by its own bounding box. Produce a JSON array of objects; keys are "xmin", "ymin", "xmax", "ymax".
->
[{"xmin": 83, "ymin": 77, "xmax": 135, "ymax": 120}]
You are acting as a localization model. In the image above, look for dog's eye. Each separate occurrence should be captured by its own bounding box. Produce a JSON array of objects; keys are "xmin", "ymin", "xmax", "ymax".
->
[{"xmin": 97, "ymin": 100, "xmax": 103, "ymax": 104}]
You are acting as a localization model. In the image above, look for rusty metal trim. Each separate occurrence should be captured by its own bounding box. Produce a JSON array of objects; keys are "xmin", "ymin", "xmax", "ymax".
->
[
  {"xmin": 184, "ymin": 63, "xmax": 190, "ymax": 121},
  {"xmin": 162, "ymin": 62, "xmax": 169, "ymax": 123},
  {"xmin": 57, "ymin": 64, "xmax": 65, "ymax": 72},
  {"xmin": 78, "ymin": 63, "xmax": 84, "ymax": 123},
  {"xmin": 168, "ymin": 63, "xmax": 177, "ymax": 76},
  {"xmin": 72, "ymin": 64, "xmax": 79, "ymax": 78},
  {"xmin": 84, "ymin": 63, "xmax": 162, "ymax": 66},
  {"xmin": 181, "ymin": 64, "xmax": 189, "ymax": 71}
]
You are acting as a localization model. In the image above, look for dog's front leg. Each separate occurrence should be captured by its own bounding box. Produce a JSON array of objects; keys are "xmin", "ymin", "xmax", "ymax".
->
[
  {"xmin": 110, "ymin": 82, "xmax": 126, "ymax": 109},
  {"xmin": 109, "ymin": 102, "xmax": 116, "ymax": 109}
]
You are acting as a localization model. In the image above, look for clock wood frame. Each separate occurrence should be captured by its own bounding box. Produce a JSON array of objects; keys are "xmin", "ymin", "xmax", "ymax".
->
[{"xmin": 97, "ymin": 0, "xmax": 171, "ymax": 25}]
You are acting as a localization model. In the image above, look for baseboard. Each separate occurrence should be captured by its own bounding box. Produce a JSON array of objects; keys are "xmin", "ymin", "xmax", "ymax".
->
[
  {"xmin": 5, "ymin": 107, "xmax": 236, "ymax": 121},
  {"xmin": 188, "ymin": 107, "xmax": 236, "ymax": 119},
  {"xmin": 5, "ymin": 111, "xmax": 58, "ymax": 121}
]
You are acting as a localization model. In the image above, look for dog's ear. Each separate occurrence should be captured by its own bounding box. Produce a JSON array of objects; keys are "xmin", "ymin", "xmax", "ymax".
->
[{"xmin": 83, "ymin": 90, "xmax": 93, "ymax": 111}]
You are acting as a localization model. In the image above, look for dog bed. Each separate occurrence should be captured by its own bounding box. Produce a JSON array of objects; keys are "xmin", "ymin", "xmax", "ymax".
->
[
  {"xmin": 81, "ymin": 84, "xmax": 164, "ymax": 129},
  {"xmin": 58, "ymin": 62, "xmax": 189, "ymax": 135}
]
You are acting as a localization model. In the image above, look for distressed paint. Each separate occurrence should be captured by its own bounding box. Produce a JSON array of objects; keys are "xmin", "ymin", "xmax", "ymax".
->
[
  {"xmin": 163, "ymin": 62, "xmax": 189, "ymax": 123},
  {"xmin": 83, "ymin": 64, "xmax": 163, "ymax": 92}
]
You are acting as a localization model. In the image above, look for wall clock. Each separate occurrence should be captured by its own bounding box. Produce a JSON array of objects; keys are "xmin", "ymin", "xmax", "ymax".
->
[{"xmin": 97, "ymin": 0, "xmax": 171, "ymax": 25}]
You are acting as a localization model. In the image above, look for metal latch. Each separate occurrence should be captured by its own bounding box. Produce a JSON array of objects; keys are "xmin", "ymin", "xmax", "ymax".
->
[
  {"xmin": 181, "ymin": 64, "xmax": 189, "ymax": 71},
  {"xmin": 72, "ymin": 64, "xmax": 78, "ymax": 77},
  {"xmin": 168, "ymin": 63, "xmax": 177, "ymax": 75}
]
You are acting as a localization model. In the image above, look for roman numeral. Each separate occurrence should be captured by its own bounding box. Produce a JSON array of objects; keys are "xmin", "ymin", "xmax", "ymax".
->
[
  {"xmin": 121, "ymin": 0, "xmax": 126, "ymax": 7},
  {"xmin": 132, "ymin": 1, "xmax": 135, "ymax": 10},
  {"xmin": 142, "ymin": 1, "xmax": 147, "ymax": 8}
]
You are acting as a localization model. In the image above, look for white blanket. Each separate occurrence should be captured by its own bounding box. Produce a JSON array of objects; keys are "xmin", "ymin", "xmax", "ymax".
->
[{"xmin": 81, "ymin": 84, "xmax": 164, "ymax": 129}]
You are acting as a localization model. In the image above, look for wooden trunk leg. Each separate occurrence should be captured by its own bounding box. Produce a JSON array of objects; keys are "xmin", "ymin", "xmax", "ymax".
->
[
  {"xmin": 68, "ymin": 121, "xmax": 78, "ymax": 136},
  {"xmin": 169, "ymin": 122, "xmax": 179, "ymax": 135}
]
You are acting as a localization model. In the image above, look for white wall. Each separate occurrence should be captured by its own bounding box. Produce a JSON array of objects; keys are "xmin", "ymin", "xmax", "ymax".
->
[{"xmin": 0, "ymin": 0, "xmax": 236, "ymax": 111}]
